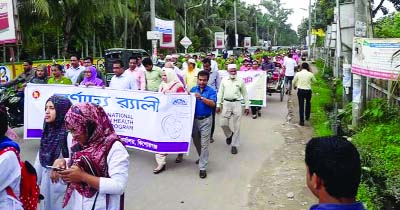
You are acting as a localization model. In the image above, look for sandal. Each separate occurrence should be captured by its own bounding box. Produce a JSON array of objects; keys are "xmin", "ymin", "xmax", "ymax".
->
[{"xmin": 175, "ymin": 154, "xmax": 183, "ymax": 163}]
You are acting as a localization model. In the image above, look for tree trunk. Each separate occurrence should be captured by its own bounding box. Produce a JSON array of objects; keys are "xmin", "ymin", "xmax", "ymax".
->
[{"xmin": 62, "ymin": 16, "xmax": 76, "ymax": 57}]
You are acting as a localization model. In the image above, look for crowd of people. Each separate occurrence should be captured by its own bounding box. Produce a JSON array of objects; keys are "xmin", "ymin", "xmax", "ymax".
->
[{"xmin": 0, "ymin": 49, "xmax": 366, "ymax": 210}]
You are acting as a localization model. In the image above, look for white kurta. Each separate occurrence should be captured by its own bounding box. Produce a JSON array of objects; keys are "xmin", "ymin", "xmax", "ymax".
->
[
  {"xmin": 63, "ymin": 141, "xmax": 129, "ymax": 210},
  {"xmin": 0, "ymin": 151, "xmax": 23, "ymax": 210},
  {"xmin": 34, "ymin": 134, "xmax": 73, "ymax": 210}
]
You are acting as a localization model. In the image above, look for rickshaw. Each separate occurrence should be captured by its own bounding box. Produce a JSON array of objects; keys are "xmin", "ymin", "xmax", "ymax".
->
[{"xmin": 266, "ymin": 62, "xmax": 285, "ymax": 101}]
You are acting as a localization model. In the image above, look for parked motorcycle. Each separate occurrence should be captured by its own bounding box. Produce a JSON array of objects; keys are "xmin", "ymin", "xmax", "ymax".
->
[{"xmin": 0, "ymin": 87, "xmax": 24, "ymax": 128}]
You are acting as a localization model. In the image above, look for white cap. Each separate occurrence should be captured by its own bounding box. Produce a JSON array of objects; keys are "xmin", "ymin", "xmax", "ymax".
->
[
  {"xmin": 165, "ymin": 55, "xmax": 172, "ymax": 59},
  {"xmin": 188, "ymin": 58, "xmax": 196, "ymax": 64},
  {"xmin": 172, "ymin": 54, "xmax": 179, "ymax": 58},
  {"xmin": 227, "ymin": 64, "xmax": 237, "ymax": 69}
]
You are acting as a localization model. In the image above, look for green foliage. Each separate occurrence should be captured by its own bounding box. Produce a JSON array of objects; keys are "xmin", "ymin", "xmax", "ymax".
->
[
  {"xmin": 352, "ymin": 99, "xmax": 400, "ymax": 209},
  {"xmin": 374, "ymin": 12, "xmax": 400, "ymax": 38},
  {"xmin": 357, "ymin": 182, "xmax": 382, "ymax": 210},
  {"xmin": 311, "ymin": 59, "xmax": 334, "ymax": 136},
  {"xmin": 15, "ymin": 0, "xmax": 300, "ymax": 59}
]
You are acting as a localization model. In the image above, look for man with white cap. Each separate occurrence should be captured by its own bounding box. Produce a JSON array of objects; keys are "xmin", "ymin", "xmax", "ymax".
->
[
  {"xmin": 216, "ymin": 64, "xmax": 250, "ymax": 154},
  {"xmin": 183, "ymin": 58, "xmax": 199, "ymax": 91}
]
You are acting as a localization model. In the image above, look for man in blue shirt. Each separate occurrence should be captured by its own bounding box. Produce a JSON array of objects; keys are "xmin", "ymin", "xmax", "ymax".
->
[
  {"xmin": 306, "ymin": 136, "xmax": 366, "ymax": 210},
  {"xmin": 190, "ymin": 70, "xmax": 217, "ymax": 179}
]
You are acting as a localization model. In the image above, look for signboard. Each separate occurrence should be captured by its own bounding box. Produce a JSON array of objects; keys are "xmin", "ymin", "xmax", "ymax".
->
[
  {"xmin": 0, "ymin": 65, "xmax": 11, "ymax": 83},
  {"xmin": 244, "ymin": 37, "xmax": 251, "ymax": 48},
  {"xmin": 147, "ymin": 31, "xmax": 161, "ymax": 40},
  {"xmin": 179, "ymin": 36, "xmax": 192, "ymax": 49},
  {"xmin": 219, "ymin": 71, "xmax": 267, "ymax": 107},
  {"xmin": 24, "ymin": 84, "xmax": 196, "ymax": 154},
  {"xmin": 214, "ymin": 32, "xmax": 225, "ymax": 49},
  {"xmin": 352, "ymin": 38, "xmax": 400, "ymax": 80},
  {"xmin": 0, "ymin": 0, "xmax": 17, "ymax": 44},
  {"xmin": 155, "ymin": 18, "xmax": 175, "ymax": 48}
]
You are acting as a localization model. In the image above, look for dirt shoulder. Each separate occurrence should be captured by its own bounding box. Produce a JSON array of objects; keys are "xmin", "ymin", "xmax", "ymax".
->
[{"xmin": 248, "ymin": 93, "xmax": 317, "ymax": 210}]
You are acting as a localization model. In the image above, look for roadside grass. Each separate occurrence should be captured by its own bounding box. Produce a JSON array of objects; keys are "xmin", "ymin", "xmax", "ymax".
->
[{"xmin": 311, "ymin": 59, "xmax": 334, "ymax": 136}]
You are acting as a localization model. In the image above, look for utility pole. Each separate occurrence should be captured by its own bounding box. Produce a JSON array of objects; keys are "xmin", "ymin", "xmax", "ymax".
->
[
  {"xmin": 308, "ymin": 0, "xmax": 312, "ymax": 60},
  {"xmin": 255, "ymin": 16, "xmax": 258, "ymax": 45},
  {"xmin": 124, "ymin": 0, "xmax": 128, "ymax": 48},
  {"xmin": 352, "ymin": 0, "xmax": 373, "ymax": 127},
  {"xmin": 234, "ymin": 0, "xmax": 238, "ymax": 47},
  {"xmin": 150, "ymin": 0, "xmax": 157, "ymax": 61}
]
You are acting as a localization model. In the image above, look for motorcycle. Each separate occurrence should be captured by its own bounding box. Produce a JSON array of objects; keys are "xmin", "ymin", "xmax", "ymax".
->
[{"xmin": 0, "ymin": 87, "xmax": 24, "ymax": 128}]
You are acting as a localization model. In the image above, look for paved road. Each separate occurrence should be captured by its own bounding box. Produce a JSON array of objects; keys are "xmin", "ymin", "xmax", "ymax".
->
[{"xmin": 16, "ymin": 93, "xmax": 287, "ymax": 210}]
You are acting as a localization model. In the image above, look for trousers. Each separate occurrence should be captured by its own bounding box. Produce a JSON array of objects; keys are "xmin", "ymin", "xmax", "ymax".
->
[
  {"xmin": 220, "ymin": 101, "xmax": 242, "ymax": 147},
  {"xmin": 297, "ymin": 89, "xmax": 312, "ymax": 123},
  {"xmin": 192, "ymin": 116, "xmax": 212, "ymax": 170}
]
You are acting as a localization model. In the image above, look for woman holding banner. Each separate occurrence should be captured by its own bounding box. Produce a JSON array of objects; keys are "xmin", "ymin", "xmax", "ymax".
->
[
  {"xmin": 34, "ymin": 95, "xmax": 72, "ymax": 210},
  {"xmin": 51, "ymin": 103, "xmax": 129, "ymax": 210},
  {"xmin": 154, "ymin": 68, "xmax": 186, "ymax": 174}
]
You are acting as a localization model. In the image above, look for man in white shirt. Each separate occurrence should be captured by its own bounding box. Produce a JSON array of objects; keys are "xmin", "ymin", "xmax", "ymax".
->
[
  {"xmin": 206, "ymin": 53, "xmax": 219, "ymax": 73},
  {"xmin": 125, "ymin": 56, "xmax": 146, "ymax": 90},
  {"xmin": 109, "ymin": 60, "xmax": 138, "ymax": 90},
  {"xmin": 283, "ymin": 53, "xmax": 298, "ymax": 95},
  {"xmin": 65, "ymin": 55, "xmax": 86, "ymax": 85}
]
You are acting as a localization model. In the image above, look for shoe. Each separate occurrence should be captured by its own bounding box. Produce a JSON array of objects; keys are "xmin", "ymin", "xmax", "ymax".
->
[
  {"xmin": 231, "ymin": 146, "xmax": 238, "ymax": 154},
  {"xmin": 226, "ymin": 132, "xmax": 233, "ymax": 145},
  {"xmin": 153, "ymin": 164, "xmax": 166, "ymax": 174},
  {"xmin": 306, "ymin": 117, "xmax": 310, "ymax": 121},
  {"xmin": 299, "ymin": 122, "xmax": 305, "ymax": 126},
  {"xmin": 175, "ymin": 154, "xmax": 183, "ymax": 163},
  {"xmin": 252, "ymin": 115, "xmax": 257, "ymax": 119},
  {"xmin": 199, "ymin": 170, "xmax": 207, "ymax": 179},
  {"xmin": 210, "ymin": 137, "xmax": 215, "ymax": 143},
  {"xmin": 285, "ymin": 90, "xmax": 289, "ymax": 94},
  {"xmin": 258, "ymin": 111, "xmax": 261, "ymax": 117},
  {"xmin": 195, "ymin": 159, "xmax": 199, "ymax": 164}
]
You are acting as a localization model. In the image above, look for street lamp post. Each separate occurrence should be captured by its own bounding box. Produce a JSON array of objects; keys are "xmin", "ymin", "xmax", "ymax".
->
[
  {"xmin": 234, "ymin": 0, "xmax": 238, "ymax": 47},
  {"xmin": 184, "ymin": 3, "xmax": 203, "ymax": 38}
]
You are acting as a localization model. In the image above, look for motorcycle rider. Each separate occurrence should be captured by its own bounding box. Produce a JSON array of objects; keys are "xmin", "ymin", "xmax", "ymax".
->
[
  {"xmin": 0, "ymin": 60, "xmax": 35, "ymax": 89},
  {"xmin": 0, "ymin": 60, "xmax": 34, "ymax": 125}
]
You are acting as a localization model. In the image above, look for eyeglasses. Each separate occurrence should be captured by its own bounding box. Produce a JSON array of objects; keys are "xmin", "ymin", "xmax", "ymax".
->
[{"xmin": 84, "ymin": 71, "xmax": 91, "ymax": 73}]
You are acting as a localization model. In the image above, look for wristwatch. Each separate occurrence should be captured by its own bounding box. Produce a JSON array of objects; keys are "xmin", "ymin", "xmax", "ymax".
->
[{"xmin": 200, "ymin": 97, "xmax": 204, "ymax": 100}]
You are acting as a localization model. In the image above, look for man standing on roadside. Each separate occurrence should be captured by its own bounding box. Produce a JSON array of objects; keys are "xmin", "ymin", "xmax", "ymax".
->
[
  {"xmin": 191, "ymin": 70, "xmax": 216, "ymax": 178},
  {"xmin": 202, "ymin": 58, "xmax": 220, "ymax": 143},
  {"xmin": 216, "ymin": 64, "xmax": 249, "ymax": 154},
  {"xmin": 65, "ymin": 55, "xmax": 85, "ymax": 85},
  {"xmin": 305, "ymin": 136, "xmax": 366, "ymax": 210}
]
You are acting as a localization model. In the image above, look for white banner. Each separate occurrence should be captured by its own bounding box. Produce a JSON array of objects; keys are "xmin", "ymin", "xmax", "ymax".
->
[
  {"xmin": 244, "ymin": 37, "xmax": 251, "ymax": 48},
  {"xmin": 352, "ymin": 38, "xmax": 400, "ymax": 80},
  {"xmin": 155, "ymin": 18, "xmax": 175, "ymax": 49},
  {"xmin": 219, "ymin": 71, "xmax": 266, "ymax": 107},
  {"xmin": 0, "ymin": 65, "xmax": 11, "ymax": 83},
  {"xmin": 0, "ymin": 0, "xmax": 17, "ymax": 44},
  {"xmin": 24, "ymin": 84, "xmax": 196, "ymax": 154},
  {"xmin": 214, "ymin": 32, "xmax": 225, "ymax": 49}
]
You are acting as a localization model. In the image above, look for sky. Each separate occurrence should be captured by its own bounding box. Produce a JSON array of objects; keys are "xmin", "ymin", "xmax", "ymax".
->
[
  {"xmin": 243, "ymin": 0, "xmax": 311, "ymax": 31},
  {"xmin": 243, "ymin": 0, "xmax": 396, "ymax": 32}
]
